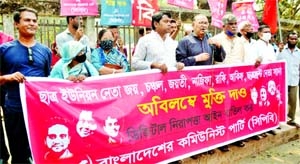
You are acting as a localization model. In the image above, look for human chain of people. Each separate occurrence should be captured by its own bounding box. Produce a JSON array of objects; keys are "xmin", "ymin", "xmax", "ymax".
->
[
  {"xmin": 1, "ymin": 0, "xmax": 298, "ymax": 163},
  {"xmin": 37, "ymin": 65, "xmax": 282, "ymax": 107}
]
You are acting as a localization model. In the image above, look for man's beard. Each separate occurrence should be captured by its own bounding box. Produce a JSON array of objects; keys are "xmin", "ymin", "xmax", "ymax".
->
[
  {"xmin": 72, "ymin": 23, "xmax": 79, "ymax": 30},
  {"xmin": 288, "ymin": 41, "xmax": 296, "ymax": 49}
]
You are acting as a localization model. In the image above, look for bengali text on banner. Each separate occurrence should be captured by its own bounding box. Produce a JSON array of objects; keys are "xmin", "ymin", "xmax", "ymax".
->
[{"xmin": 20, "ymin": 61, "xmax": 286, "ymax": 164}]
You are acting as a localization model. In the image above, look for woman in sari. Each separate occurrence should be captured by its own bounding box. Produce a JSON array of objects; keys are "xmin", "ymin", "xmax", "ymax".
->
[{"xmin": 91, "ymin": 29, "xmax": 130, "ymax": 75}]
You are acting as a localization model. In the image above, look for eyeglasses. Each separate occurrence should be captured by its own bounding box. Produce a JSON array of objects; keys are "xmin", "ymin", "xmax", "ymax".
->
[
  {"xmin": 28, "ymin": 48, "xmax": 33, "ymax": 65},
  {"xmin": 228, "ymin": 22, "xmax": 237, "ymax": 26}
]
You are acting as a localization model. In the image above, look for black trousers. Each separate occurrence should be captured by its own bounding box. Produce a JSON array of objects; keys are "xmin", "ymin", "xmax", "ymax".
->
[
  {"xmin": 4, "ymin": 111, "xmax": 31, "ymax": 164},
  {"xmin": 0, "ymin": 110, "xmax": 10, "ymax": 162}
]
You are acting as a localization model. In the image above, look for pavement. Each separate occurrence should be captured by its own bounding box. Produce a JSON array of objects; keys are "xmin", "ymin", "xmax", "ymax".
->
[
  {"xmin": 180, "ymin": 107, "xmax": 300, "ymax": 164},
  {"xmin": 236, "ymin": 111, "xmax": 300, "ymax": 164}
]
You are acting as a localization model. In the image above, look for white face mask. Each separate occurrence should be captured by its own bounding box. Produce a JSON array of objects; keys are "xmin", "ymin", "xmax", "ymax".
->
[{"xmin": 261, "ymin": 33, "xmax": 271, "ymax": 42}]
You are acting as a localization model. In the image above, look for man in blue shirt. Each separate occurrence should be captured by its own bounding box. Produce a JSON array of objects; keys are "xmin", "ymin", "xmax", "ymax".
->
[
  {"xmin": 0, "ymin": 7, "xmax": 51, "ymax": 163},
  {"xmin": 176, "ymin": 14, "xmax": 225, "ymax": 66},
  {"xmin": 277, "ymin": 31, "xmax": 300, "ymax": 128}
]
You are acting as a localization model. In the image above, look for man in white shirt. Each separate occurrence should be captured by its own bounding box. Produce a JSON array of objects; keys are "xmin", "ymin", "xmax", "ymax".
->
[
  {"xmin": 56, "ymin": 16, "xmax": 91, "ymax": 61},
  {"xmin": 132, "ymin": 11, "xmax": 184, "ymax": 73},
  {"xmin": 255, "ymin": 25, "xmax": 276, "ymax": 63},
  {"xmin": 238, "ymin": 21, "xmax": 257, "ymax": 65},
  {"xmin": 211, "ymin": 13, "xmax": 245, "ymax": 65}
]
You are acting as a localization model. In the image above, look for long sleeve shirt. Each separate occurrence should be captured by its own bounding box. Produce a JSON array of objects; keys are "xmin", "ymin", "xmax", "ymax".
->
[
  {"xmin": 277, "ymin": 45, "xmax": 300, "ymax": 86},
  {"xmin": 132, "ymin": 31, "xmax": 178, "ymax": 70},
  {"xmin": 176, "ymin": 33, "xmax": 213, "ymax": 66}
]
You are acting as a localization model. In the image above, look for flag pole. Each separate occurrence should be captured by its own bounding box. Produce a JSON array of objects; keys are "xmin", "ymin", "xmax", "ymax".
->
[{"xmin": 276, "ymin": 0, "xmax": 283, "ymax": 42}]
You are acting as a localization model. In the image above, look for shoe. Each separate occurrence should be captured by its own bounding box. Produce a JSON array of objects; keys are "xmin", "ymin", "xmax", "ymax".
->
[
  {"xmin": 218, "ymin": 145, "xmax": 229, "ymax": 152},
  {"xmin": 250, "ymin": 135, "xmax": 260, "ymax": 140},
  {"xmin": 267, "ymin": 130, "xmax": 276, "ymax": 135},
  {"xmin": 233, "ymin": 141, "xmax": 245, "ymax": 147},
  {"xmin": 190, "ymin": 155, "xmax": 198, "ymax": 159},
  {"xmin": 287, "ymin": 121, "xmax": 300, "ymax": 128},
  {"xmin": 260, "ymin": 133, "xmax": 267, "ymax": 137},
  {"xmin": 207, "ymin": 150, "xmax": 215, "ymax": 155}
]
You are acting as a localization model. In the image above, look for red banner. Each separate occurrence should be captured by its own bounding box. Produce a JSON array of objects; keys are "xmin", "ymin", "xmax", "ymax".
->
[
  {"xmin": 132, "ymin": 0, "xmax": 159, "ymax": 27},
  {"xmin": 20, "ymin": 62, "xmax": 286, "ymax": 163},
  {"xmin": 60, "ymin": 0, "xmax": 99, "ymax": 16}
]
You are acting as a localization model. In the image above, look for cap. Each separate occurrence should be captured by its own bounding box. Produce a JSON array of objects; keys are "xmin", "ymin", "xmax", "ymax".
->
[{"xmin": 222, "ymin": 14, "xmax": 237, "ymax": 25}]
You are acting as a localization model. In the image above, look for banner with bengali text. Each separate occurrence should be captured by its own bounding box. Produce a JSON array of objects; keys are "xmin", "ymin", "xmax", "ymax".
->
[
  {"xmin": 207, "ymin": 0, "xmax": 228, "ymax": 29},
  {"xmin": 132, "ymin": 0, "xmax": 159, "ymax": 27},
  {"xmin": 20, "ymin": 62, "xmax": 286, "ymax": 164},
  {"xmin": 232, "ymin": 0, "xmax": 259, "ymax": 32},
  {"xmin": 100, "ymin": 0, "xmax": 132, "ymax": 26},
  {"xmin": 167, "ymin": 0, "xmax": 194, "ymax": 10},
  {"xmin": 60, "ymin": 0, "xmax": 99, "ymax": 16}
]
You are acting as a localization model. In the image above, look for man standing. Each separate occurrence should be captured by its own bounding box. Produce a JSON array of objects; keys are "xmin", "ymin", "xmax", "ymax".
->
[
  {"xmin": 238, "ymin": 21, "xmax": 258, "ymax": 65},
  {"xmin": 212, "ymin": 13, "xmax": 245, "ymax": 64},
  {"xmin": 132, "ymin": 11, "xmax": 184, "ymax": 73},
  {"xmin": 107, "ymin": 26, "xmax": 128, "ymax": 56},
  {"xmin": 277, "ymin": 31, "xmax": 300, "ymax": 128},
  {"xmin": 255, "ymin": 25, "xmax": 277, "ymax": 63},
  {"xmin": 56, "ymin": 16, "xmax": 91, "ymax": 60},
  {"xmin": 176, "ymin": 14, "xmax": 224, "ymax": 66},
  {"xmin": 170, "ymin": 19, "xmax": 181, "ymax": 40},
  {"xmin": 0, "ymin": 7, "xmax": 52, "ymax": 163},
  {"xmin": 210, "ymin": 13, "xmax": 245, "ymax": 151}
]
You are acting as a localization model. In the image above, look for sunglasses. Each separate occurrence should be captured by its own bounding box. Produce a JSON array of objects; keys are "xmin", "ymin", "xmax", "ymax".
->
[{"xmin": 28, "ymin": 47, "xmax": 34, "ymax": 65}]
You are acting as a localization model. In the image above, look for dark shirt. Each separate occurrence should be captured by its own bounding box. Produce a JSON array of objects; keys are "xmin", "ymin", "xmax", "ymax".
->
[
  {"xmin": 0, "ymin": 40, "xmax": 51, "ymax": 112},
  {"xmin": 176, "ymin": 33, "xmax": 213, "ymax": 66}
]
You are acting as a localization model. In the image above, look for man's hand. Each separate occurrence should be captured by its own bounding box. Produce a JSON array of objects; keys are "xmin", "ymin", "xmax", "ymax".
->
[
  {"xmin": 195, "ymin": 53, "xmax": 210, "ymax": 62},
  {"xmin": 176, "ymin": 62, "xmax": 184, "ymax": 70},
  {"xmin": 208, "ymin": 38, "xmax": 221, "ymax": 48},
  {"xmin": 74, "ymin": 28, "xmax": 84, "ymax": 41},
  {"xmin": 176, "ymin": 20, "xmax": 182, "ymax": 30},
  {"xmin": 278, "ymin": 42, "xmax": 284, "ymax": 52},
  {"xmin": 1, "ymin": 72, "xmax": 26, "ymax": 84},
  {"xmin": 151, "ymin": 62, "xmax": 168, "ymax": 73}
]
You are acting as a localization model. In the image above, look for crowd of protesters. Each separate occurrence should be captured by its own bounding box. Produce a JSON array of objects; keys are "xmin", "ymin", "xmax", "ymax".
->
[{"xmin": 0, "ymin": 6, "xmax": 300, "ymax": 164}]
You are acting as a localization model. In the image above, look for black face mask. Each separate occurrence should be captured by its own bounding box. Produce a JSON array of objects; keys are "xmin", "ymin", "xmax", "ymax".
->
[
  {"xmin": 100, "ymin": 40, "xmax": 114, "ymax": 51},
  {"xmin": 74, "ymin": 54, "xmax": 86, "ymax": 63},
  {"xmin": 246, "ymin": 32, "xmax": 254, "ymax": 39},
  {"xmin": 288, "ymin": 41, "xmax": 296, "ymax": 49}
]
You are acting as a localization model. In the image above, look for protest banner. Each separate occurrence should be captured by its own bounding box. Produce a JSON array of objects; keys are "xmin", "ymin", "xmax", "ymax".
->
[
  {"xmin": 208, "ymin": 0, "xmax": 228, "ymax": 28},
  {"xmin": 60, "ymin": 0, "xmax": 99, "ymax": 16},
  {"xmin": 132, "ymin": 0, "xmax": 159, "ymax": 27},
  {"xmin": 232, "ymin": 0, "xmax": 259, "ymax": 32},
  {"xmin": 20, "ymin": 62, "xmax": 286, "ymax": 163},
  {"xmin": 100, "ymin": 0, "xmax": 132, "ymax": 26},
  {"xmin": 167, "ymin": 0, "xmax": 194, "ymax": 10}
]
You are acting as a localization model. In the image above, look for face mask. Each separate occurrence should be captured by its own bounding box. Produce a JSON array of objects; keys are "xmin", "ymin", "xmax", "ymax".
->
[
  {"xmin": 246, "ymin": 32, "xmax": 254, "ymax": 39},
  {"xmin": 225, "ymin": 30, "xmax": 235, "ymax": 37},
  {"xmin": 288, "ymin": 41, "xmax": 296, "ymax": 49},
  {"xmin": 100, "ymin": 40, "xmax": 114, "ymax": 51},
  {"xmin": 74, "ymin": 54, "xmax": 86, "ymax": 63},
  {"xmin": 261, "ymin": 33, "xmax": 271, "ymax": 42}
]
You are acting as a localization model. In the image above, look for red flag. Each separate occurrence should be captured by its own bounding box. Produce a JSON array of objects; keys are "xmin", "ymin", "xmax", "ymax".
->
[{"xmin": 262, "ymin": 0, "xmax": 278, "ymax": 34}]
